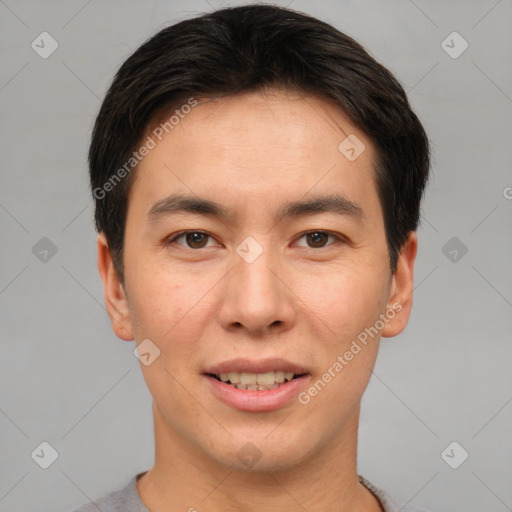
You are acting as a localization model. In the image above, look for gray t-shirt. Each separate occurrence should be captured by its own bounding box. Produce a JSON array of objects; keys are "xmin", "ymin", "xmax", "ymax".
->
[{"xmin": 71, "ymin": 472, "xmax": 431, "ymax": 512}]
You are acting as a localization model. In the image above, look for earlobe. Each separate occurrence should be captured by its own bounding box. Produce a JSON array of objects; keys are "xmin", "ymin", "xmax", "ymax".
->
[
  {"xmin": 381, "ymin": 231, "xmax": 418, "ymax": 338},
  {"xmin": 97, "ymin": 232, "xmax": 134, "ymax": 341}
]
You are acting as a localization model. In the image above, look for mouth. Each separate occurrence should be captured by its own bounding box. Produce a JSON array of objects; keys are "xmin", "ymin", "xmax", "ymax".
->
[
  {"xmin": 205, "ymin": 371, "xmax": 307, "ymax": 391},
  {"xmin": 202, "ymin": 358, "xmax": 311, "ymax": 411},
  {"xmin": 202, "ymin": 363, "xmax": 311, "ymax": 412}
]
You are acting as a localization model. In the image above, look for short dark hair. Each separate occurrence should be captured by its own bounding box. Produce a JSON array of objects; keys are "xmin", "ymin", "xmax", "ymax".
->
[{"xmin": 89, "ymin": 3, "xmax": 430, "ymax": 282}]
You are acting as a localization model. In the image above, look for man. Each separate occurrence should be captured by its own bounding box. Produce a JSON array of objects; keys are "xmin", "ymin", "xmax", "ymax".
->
[{"xmin": 75, "ymin": 4, "xmax": 431, "ymax": 511}]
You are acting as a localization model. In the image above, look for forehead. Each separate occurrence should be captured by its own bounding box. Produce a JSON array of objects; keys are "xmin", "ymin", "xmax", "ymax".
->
[
  {"xmin": 130, "ymin": 88, "xmax": 380, "ymax": 224},
  {"xmin": 154, "ymin": 89, "xmax": 370, "ymax": 157}
]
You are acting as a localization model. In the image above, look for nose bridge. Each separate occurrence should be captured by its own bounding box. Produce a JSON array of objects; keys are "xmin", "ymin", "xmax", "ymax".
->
[
  {"xmin": 235, "ymin": 238, "xmax": 280, "ymax": 305},
  {"xmin": 241, "ymin": 251, "xmax": 275, "ymax": 294},
  {"xmin": 219, "ymin": 235, "xmax": 294, "ymax": 333}
]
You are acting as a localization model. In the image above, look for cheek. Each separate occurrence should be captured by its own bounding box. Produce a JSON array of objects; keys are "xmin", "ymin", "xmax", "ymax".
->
[
  {"xmin": 295, "ymin": 267, "xmax": 388, "ymax": 411},
  {"xmin": 127, "ymin": 269, "xmax": 211, "ymax": 412},
  {"xmin": 126, "ymin": 263, "xmax": 223, "ymax": 382},
  {"xmin": 295, "ymin": 263, "xmax": 390, "ymax": 344},
  {"xmin": 127, "ymin": 259, "xmax": 206, "ymax": 339}
]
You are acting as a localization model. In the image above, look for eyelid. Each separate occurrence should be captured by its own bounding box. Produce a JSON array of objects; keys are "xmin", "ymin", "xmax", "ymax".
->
[
  {"xmin": 165, "ymin": 230, "xmax": 220, "ymax": 248},
  {"xmin": 292, "ymin": 230, "xmax": 345, "ymax": 248},
  {"xmin": 165, "ymin": 229, "xmax": 346, "ymax": 250}
]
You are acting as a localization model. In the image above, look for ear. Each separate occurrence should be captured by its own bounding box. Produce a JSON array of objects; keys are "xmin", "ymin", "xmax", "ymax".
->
[
  {"xmin": 96, "ymin": 232, "xmax": 134, "ymax": 341},
  {"xmin": 381, "ymin": 231, "xmax": 417, "ymax": 338}
]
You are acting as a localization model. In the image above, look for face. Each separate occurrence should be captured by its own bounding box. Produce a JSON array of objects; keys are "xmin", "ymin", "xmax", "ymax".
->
[{"xmin": 98, "ymin": 88, "xmax": 416, "ymax": 472}]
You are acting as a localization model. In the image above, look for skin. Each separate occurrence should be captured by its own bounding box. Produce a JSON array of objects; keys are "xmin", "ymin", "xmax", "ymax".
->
[{"xmin": 97, "ymin": 88, "xmax": 417, "ymax": 512}]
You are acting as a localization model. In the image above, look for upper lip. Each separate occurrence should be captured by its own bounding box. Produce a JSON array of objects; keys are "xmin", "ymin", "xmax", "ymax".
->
[{"xmin": 204, "ymin": 358, "xmax": 309, "ymax": 375}]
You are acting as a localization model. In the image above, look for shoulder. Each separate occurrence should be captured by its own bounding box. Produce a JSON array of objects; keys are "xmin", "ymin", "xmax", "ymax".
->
[
  {"xmin": 71, "ymin": 484, "xmax": 127, "ymax": 512},
  {"xmin": 358, "ymin": 474, "xmax": 434, "ymax": 512},
  {"xmin": 71, "ymin": 488, "xmax": 124, "ymax": 512},
  {"xmin": 70, "ymin": 472, "xmax": 148, "ymax": 512}
]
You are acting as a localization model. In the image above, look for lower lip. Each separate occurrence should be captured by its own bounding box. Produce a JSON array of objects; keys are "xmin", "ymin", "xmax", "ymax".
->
[{"xmin": 203, "ymin": 374, "xmax": 311, "ymax": 412}]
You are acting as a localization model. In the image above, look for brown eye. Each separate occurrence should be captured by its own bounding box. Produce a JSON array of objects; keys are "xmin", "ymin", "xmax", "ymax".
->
[
  {"xmin": 305, "ymin": 231, "xmax": 330, "ymax": 248},
  {"xmin": 167, "ymin": 231, "xmax": 215, "ymax": 249},
  {"xmin": 184, "ymin": 232, "xmax": 209, "ymax": 248},
  {"xmin": 293, "ymin": 230, "xmax": 344, "ymax": 249}
]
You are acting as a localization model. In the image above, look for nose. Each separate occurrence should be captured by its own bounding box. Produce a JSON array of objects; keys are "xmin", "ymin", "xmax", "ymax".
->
[{"xmin": 217, "ymin": 244, "xmax": 296, "ymax": 337}]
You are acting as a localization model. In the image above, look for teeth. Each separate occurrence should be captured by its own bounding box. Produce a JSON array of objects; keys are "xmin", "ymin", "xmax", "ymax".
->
[
  {"xmin": 256, "ymin": 371, "xmax": 275, "ymax": 385},
  {"xmin": 240, "ymin": 372, "xmax": 257, "ymax": 385},
  {"xmin": 235, "ymin": 382, "xmax": 282, "ymax": 391},
  {"xmin": 228, "ymin": 372, "xmax": 241, "ymax": 384},
  {"xmin": 213, "ymin": 371, "xmax": 298, "ymax": 387}
]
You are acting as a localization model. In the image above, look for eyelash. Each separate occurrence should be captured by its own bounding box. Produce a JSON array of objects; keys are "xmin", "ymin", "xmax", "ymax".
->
[{"xmin": 164, "ymin": 230, "xmax": 345, "ymax": 250}]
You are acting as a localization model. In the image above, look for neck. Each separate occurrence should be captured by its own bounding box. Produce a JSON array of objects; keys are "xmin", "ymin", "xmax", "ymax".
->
[{"xmin": 137, "ymin": 401, "xmax": 383, "ymax": 512}]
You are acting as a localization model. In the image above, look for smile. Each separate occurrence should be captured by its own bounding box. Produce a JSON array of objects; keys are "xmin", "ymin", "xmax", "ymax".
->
[
  {"xmin": 203, "ymin": 372, "xmax": 311, "ymax": 412},
  {"xmin": 207, "ymin": 371, "xmax": 303, "ymax": 391}
]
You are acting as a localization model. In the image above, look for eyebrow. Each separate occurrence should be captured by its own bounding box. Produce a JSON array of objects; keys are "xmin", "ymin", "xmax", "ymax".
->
[{"xmin": 147, "ymin": 193, "xmax": 364, "ymax": 224}]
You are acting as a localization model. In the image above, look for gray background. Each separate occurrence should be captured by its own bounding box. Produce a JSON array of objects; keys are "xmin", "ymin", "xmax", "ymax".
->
[{"xmin": 0, "ymin": 1, "xmax": 511, "ymax": 511}]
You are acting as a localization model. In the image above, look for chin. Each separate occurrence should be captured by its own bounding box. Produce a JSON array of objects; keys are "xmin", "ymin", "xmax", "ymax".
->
[{"xmin": 203, "ymin": 429, "xmax": 317, "ymax": 474}]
